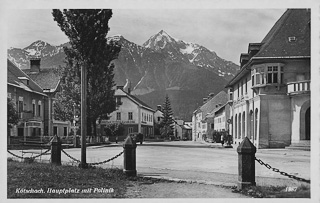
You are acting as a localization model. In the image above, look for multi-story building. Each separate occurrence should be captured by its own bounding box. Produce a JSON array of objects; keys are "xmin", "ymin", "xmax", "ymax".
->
[
  {"xmin": 225, "ymin": 9, "xmax": 310, "ymax": 149},
  {"xmin": 174, "ymin": 120, "xmax": 192, "ymax": 140},
  {"xmin": 23, "ymin": 58, "xmax": 71, "ymax": 137},
  {"xmin": 192, "ymin": 91, "xmax": 228, "ymax": 141},
  {"xmin": 7, "ymin": 59, "xmax": 47, "ymax": 137},
  {"xmin": 101, "ymin": 86, "xmax": 155, "ymax": 140}
]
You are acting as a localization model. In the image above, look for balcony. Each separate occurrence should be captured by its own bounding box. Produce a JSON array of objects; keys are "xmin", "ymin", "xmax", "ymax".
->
[{"xmin": 287, "ymin": 80, "xmax": 310, "ymax": 95}]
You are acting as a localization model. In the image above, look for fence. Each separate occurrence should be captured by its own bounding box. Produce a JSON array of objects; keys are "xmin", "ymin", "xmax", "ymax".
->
[
  {"xmin": 7, "ymin": 135, "xmax": 136, "ymax": 176},
  {"xmin": 237, "ymin": 137, "xmax": 310, "ymax": 190}
]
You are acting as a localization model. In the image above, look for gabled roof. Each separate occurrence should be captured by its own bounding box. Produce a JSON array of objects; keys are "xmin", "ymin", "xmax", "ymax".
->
[
  {"xmin": 23, "ymin": 68, "xmax": 60, "ymax": 92},
  {"xmin": 7, "ymin": 59, "xmax": 46, "ymax": 96},
  {"xmin": 115, "ymin": 89, "xmax": 155, "ymax": 112},
  {"xmin": 226, "ymin": 9, "xmax": 310, "ymax": 87},
  {"xmin": 199, "ymin": 90, "xmax": 228, "ymax": 116}
]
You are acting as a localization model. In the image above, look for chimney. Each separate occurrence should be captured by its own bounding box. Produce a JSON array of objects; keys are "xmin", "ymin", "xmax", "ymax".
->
[
  {"xmin": 116, "ymin": 86, "xmax": 124, "ymax": 90},
  {"xmin": 30, "ymin": 58, "xmax": 41, "ymax": 73},
  {"xmin": 157, "ymin": 105, "xmax": 162, "ymax": 111},
  {"xmin": 203, "ymin": 97, "xmax": 207, "ymax": 104},
  {"xmin": 128, "ymin": 81, "xmax": 132, "ymax": 94},
  {"xmin": 208, "ymin": 93, "xmax": 215, "ymax": 98}
]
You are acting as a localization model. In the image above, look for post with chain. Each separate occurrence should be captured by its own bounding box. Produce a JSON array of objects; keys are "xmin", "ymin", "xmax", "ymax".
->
[
  {"xmin": 237, "ymin": 137, "xmax": 256, "ymax": 190},
  {"xmin": 51, "ymin": 135, "xmax": 62, "ymax": 165},
  {"xmin": 123, "ymin": 135, "xmax": 137, "ymax": 176}
]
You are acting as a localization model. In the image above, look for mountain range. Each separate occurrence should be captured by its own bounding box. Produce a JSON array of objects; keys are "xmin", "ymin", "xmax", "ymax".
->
[{"xmin": 7, "ymin": 30, "xmax": 239, "ymax": 120}]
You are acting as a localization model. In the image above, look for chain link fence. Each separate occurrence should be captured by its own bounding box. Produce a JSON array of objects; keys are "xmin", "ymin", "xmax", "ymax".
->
[{"xmin": 255, "ymin": 157, "xmax": 310, "ymax": 184}]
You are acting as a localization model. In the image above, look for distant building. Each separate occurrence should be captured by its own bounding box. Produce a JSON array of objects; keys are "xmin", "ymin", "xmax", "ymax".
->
[
  {"xmin": 101, "ymin": 86, "xmax": 155, "ymax": 140},
  {"xmin": 7, "ymin": 59, "xmax": 47, "ymax": 137},
  {"xmin": 226, "ymin": 9, "xmax": 310, "ymax": 149},
  {"xmin": 154, "ymin": 105, "xmax": 164, "ymax": 124},
  {"xmin": 192, "ymin": 91, "xmax": 228, "ymax": 141},
  {"xmin": 174, "ymin": 120, "xmax": 192, "ymax": 140},
  {"xmin": 23, "ymin": 58, "xmax": 71, "ymax": 137}
]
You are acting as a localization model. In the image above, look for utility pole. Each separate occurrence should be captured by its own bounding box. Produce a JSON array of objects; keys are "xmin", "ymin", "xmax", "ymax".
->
[{"xmin": 80, "ymin": 63, "xmax": 88, "ymax": 168}]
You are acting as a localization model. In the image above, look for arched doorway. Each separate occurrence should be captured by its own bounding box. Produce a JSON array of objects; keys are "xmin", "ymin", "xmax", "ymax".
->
[
  {"xmin": 305, "ymin": 107, "xmax": 310, "ymax": 140},
  {"xmin": 300, "ymin": 101, "xmax": 310, "ymax": 141}
]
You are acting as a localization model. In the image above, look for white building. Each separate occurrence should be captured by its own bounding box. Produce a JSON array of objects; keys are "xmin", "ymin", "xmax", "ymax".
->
[{"xmin": 101, "ymin": 86, "xmax": 155, "ymax": 140}]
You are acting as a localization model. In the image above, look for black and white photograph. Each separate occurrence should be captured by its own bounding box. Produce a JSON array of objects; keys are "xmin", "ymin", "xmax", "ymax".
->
[{"xmin": 2, "ymin": 0, "xmax": 319, "ymax": 201}]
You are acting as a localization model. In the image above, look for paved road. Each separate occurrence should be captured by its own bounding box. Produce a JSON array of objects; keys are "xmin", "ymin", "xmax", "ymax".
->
[{"xmin": 8, "ymin": 141, "xmax": 310, "ymax": 187}]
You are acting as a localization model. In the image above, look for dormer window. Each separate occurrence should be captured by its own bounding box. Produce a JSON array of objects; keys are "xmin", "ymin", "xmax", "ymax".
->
[{"xmin": 18, "ymin": 76, "xmax": 29, "ymax": 85}]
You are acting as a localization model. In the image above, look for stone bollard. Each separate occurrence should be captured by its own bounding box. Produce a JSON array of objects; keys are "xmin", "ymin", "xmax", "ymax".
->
[
  {"xmin": 51, "ymin": 135, "xmax": 62, "ymax": 165},
  {"xmin": 237, "ymin": 137, "xmax": 256, "ymax": 190},
  {"xmin": 123, "ymin": 135, "xmax": 137, "ymax": 176}
]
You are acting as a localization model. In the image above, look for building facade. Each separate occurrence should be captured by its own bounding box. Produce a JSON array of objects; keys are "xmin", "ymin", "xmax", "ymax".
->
[
  {"xmin": 7, "ymin": 59, "xmax": 47, "ymax": 138},
  {"xmin": 226, "ymin": 9, "xmax": 310, "ymax": 149},
  {"xmin": 101, "ymin": 86, "xmax": 155, "ymax": 139},
  {"xmin": 23, "ymin": 58, "xmax": 71, "ymax": 137},
  {"xmin": 192, "ymin": 91, "xmax": 228, "ymax": 141}
]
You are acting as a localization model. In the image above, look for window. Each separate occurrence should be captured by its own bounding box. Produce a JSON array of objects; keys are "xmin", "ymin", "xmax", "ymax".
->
[
  {"xmin": 128, "ymin": 112, "xmax": 133, "ymax": 120},
  {"xmin": 38, "ymin": 104, "xmax": 41, "ymax": 117},
  {"xmin": 252, "ymin": 64, "xmax": 284, "ymax": 87},
  {"xmin": 235, "ymin": 115, "xmax": 237, "ymax": 138},
  {"xmin": 241, "ymin": 81, "xmax": 243, "ymax": 96},
  {"xmin": 237, "ymin": 84, "xmax": 239, "ymax": 97},
  {"xmin": 254, "ymin": 109, "xmax": 258, "ymax": 140},
  {"xmin": 238, "ymin": 113, "xmax": 241, "ymax": 138},
  {"xmin": 242, "ymin": 113, "xmax": 245, "ymax": 139},
  {"xmin": 245, "ymin": 78, "xmax": 247, "ymax": 93},
  {"xmin": 128, "ymin": 127, "xmax": 133, "ymax": 134},
  {"xmin": 33, "ymin": 104, "xmax": 36, "ymax": 116},
  {"xmin": 18, "ymin": 101, "xmax": 23, "ymax": 113},
  {"xmin": 267, "ymin": 66, "xmax": 278, "ymax": 84},
  {"xmin": 116, "ymin": 112, "xmax": 121, "ymax": 120}
]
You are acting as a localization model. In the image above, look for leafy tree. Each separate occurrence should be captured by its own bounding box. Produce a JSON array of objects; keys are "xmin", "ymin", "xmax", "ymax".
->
[
  {"xmin": 104, "ymin": 122, "xmax": 125, "ymax": 137},
  {"xmin": 52, "ymin": 9, "xmax": 121, "ymax": 136},
  {"xmin": 160, "ymin": 95, "xmax": 174, "ymax": 138},
  {"xmin": 7, "ymin": 98, "xmax": 19, "ymax": 130}
]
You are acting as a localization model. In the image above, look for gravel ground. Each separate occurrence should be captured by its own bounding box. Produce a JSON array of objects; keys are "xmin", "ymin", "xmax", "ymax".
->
[{"xmin": 125, "ymin": 180, "xmax": 249, "ymax": 198}]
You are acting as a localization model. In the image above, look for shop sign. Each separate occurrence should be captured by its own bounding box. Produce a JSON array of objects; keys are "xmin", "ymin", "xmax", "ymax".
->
[{"xmin": 26, "ymin": 122, "xmax": 41, "ymax": 127}]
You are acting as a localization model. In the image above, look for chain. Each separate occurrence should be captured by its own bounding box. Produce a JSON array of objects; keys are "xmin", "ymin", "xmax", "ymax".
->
[
  {"xmin": 61, "ymin": 149, "xmax": 81, "ymax": 163},
  {"xmin": 7, "ymin": 150, "xmax": 25, "ymax": 159},
  {"xmin": 255, "ymin": 157, "xmax": 310, "ymax": 184},
  {"xmin": 31, "ymin": 149, "xmax": 51, "ymax": 159},
  {"xmin": 88, "ymin": 151, "xmax": 123, "ymax": 166},
  {"xmin": 61, "ymin": 149, "xmax": 123, "ymax": 166},
  {"xmin": 7, "ymin": 149, "xmax": 51, "ymax": 160}
]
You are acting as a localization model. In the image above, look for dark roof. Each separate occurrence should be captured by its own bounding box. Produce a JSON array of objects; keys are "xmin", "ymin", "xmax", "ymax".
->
[
  {"xmin": 127, "ymin": 93, "xmax": 155, "ymax": 112},
  {"xmin": 7, "ymin": 59, "xmax": 45, "ymax": 95},
  {"xmin": 256, "ymin": 9, "xmax": 310, "ymax": 58},
  {"xmin": 23, "ymin": 68, "xmax": 60, "ymax": 91},
  {"xmin": 199, "ymin": 91, "xmax": 228, "ymax": 116},
  {"xmin": 226, "ymin": 9, "xmax": 310, "ymax": 87}
]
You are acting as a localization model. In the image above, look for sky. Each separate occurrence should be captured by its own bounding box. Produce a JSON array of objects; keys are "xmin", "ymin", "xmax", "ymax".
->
[{"xmin": 5, "ymin": 8, "xmax": 286, "ymax": 65}]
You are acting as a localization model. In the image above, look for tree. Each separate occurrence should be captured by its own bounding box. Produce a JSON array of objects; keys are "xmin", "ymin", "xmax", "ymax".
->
[
  {"xmin": 7, "ymin": 98, "xmax": 19, "ymax": 136},
  {"xmin": 160, "ymin": 95, "xmax": 174, "ymax": 138},
  {"xmin": 52, "ymin": 9, "xmax": 121, "ymax": 136}
]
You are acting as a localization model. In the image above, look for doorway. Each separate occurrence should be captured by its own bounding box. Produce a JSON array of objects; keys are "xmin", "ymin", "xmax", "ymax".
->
[{"xmin": 305, "ymin": 107, "xmax": 310, "ymax": 140}]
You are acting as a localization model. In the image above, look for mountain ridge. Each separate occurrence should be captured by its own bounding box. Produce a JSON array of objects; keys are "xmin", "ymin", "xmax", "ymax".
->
[{"xmin": 7, "ymin": 31, "xmax": 239, "ymax": 120}]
